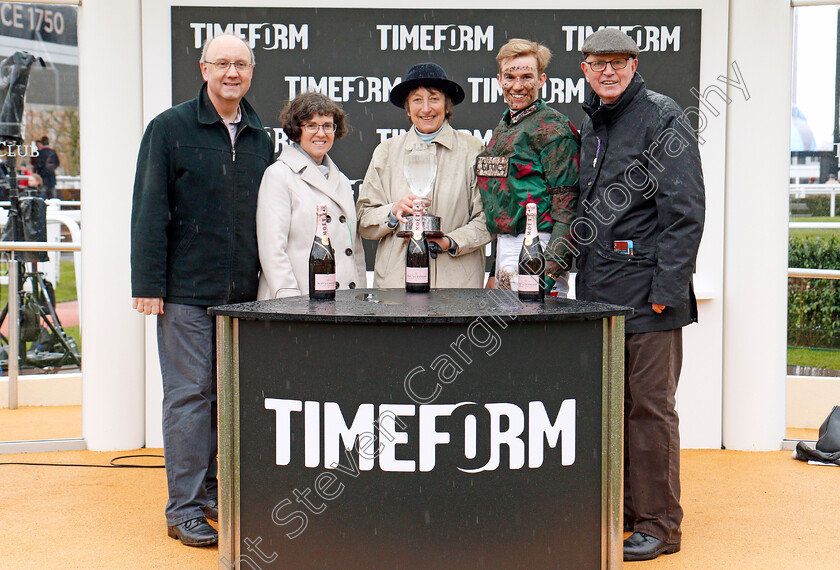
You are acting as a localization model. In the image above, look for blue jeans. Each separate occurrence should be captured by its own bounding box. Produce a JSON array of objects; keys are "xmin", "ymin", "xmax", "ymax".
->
[{"xmin": 157, "ymin": 303, "xmax": 218, "ymax": 526}]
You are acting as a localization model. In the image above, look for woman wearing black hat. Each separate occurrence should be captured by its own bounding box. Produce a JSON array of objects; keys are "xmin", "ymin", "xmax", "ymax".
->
[{"xmin": 356, "ymin": 62, "xmax": 492, "ymax": 288}]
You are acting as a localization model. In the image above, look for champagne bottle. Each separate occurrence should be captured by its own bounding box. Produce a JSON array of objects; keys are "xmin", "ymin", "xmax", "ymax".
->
[
  {"xmin": 518, "ymin": 202, "xmax": 545, "ymax": 301},
  {"xmin": 309, "ymin": 204, "xmax": 336, "ymax": 299},
  {"xmin": 405, "ymin": 199, "xmax": 430, "ymax": 293}
]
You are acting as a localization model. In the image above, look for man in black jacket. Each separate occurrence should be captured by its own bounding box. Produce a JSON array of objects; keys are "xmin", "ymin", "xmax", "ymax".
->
[
  {"xmin": 130, "ymin": 33, "xmax": 273, "ymax": 547},
  {"xmin": 33, "ymin": 136, "xmax": 60, "ymax": 199},
  {"xmin": 576, "ymin": 28, "xmax": 705, "ymax": 561}
]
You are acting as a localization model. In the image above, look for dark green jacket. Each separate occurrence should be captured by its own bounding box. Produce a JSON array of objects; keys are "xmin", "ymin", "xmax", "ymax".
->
[
  {"xmin": 131, "ymin": 84, "xmax": 273, "ymax": 306},
  {"xmin": 475, "ymin": 100, "xmax": 580, "ymax": 272}
]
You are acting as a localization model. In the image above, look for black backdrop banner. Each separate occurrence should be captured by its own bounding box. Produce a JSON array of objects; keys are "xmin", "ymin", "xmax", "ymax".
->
[
  {"xmin": 171, "ymin": 8, "xmax": 700, "ymax": 269},
  {"xmin": 171, "ymin": 7, "xmax": 701, "ymax": 187}
]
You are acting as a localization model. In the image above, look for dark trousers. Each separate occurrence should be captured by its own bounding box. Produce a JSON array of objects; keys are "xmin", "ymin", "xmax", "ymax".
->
[
  {"xmin": 624, "ymin": 328, "xmax": 683, "ymax": 544},
  {"xmin": 158, "ymin": 303, "xmax": 218, "ymax": 526},
  {"xmin": 36, "ymin": 183, "xmax": 56, "ymax": 200}
]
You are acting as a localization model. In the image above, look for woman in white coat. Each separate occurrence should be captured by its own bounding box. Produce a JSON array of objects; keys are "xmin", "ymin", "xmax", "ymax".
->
[{"xmin": 257, "ymin": 92, "xmax": 366, "ymax": 299}]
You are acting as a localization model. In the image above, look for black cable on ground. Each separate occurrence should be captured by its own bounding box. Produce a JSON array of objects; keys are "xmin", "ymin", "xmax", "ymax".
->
[{"xmin": 0, "ymin": 453, "xmax": 164, "ymax": 468}]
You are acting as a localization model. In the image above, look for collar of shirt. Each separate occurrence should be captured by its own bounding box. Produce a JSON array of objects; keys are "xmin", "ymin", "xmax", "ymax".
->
[
  {"xmin": 506, "ymin": 100, "xmax": 541, "ymax": 125},
  {"xmin": 412, "ymin": 124, "xmax": 444, "ymax": 144},
  {"xmin": 224, "ymin": 105, "xmax": 243, "ymax": 146}
]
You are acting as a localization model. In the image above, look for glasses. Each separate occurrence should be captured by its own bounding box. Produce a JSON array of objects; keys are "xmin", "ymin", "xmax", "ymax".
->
[
  {"xmin": 583, "ymin": 57, "xmax": 634, "ymax": 72},
  {"xmin": 301, "ymin": 123, "xmax": 337, "ymax": 134},
  {"xmin": 203, "ymin": 60, "xmax": 253, "ymax": 72}
]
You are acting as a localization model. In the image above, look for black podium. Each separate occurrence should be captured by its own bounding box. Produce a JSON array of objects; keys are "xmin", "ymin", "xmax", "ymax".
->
[{"xmin": 210, "ymin": 289, "xmax": 629, "ymax": 569}]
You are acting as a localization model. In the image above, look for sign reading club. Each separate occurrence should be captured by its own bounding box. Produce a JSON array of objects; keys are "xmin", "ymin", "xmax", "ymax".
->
[{"xmin": 266, "ymin": 398, "xmax": 576, "ymax": 473}]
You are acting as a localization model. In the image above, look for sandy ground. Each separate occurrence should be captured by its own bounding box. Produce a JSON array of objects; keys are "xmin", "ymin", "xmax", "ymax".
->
[
  {"xmin": 0, "ymin": 405, "xmax": 81, "ymax": 441},
  {"xmin": 0, "ymin": 441, "xmax": 837, "ymax": 568}
]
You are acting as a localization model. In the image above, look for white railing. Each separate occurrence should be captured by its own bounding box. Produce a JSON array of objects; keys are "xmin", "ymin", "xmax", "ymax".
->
[
  {"xmin": 789, "ymin": 184, "xmax": 840, "ymax": 217},
  {"xmin": 0, "ymin": 200, "xmax": 80, "ymax": 219},
  {"xmin": 0, "ymin": 201, "xmax": 82, "ymax": 294},
  {"xmin": 789, "ymin": 222, "xmax": 840, "ymax": 229},
  {"xmin": 56, "ymin": 175, "xmax": 81, "ymax": 190},
  {"xmin": 788, "ymin": 268, "xmax": 840, "ymax": 279}
]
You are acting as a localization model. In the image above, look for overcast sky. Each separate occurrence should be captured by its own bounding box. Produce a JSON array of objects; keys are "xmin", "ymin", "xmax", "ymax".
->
[{"xmin": 794, "ymin": 6, "xmax": 838, "ymax": 150}]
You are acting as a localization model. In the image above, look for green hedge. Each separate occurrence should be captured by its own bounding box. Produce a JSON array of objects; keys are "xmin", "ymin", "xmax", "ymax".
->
[
  {"xmin": 790, "ymin": 195, "xmax": 832, "ymax": 217},
  {"xmin": 788, "ymin": 235, "xmax": 840, "ymax": 348}
]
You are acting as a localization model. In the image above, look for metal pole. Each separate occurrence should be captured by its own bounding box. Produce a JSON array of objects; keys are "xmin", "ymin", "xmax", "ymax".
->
[
  {"xmin": 792, "ymin": 8, "xmax": 798, "ymax": 106},
  {"xmin": 8, "ymin": 254, "xmax": 19, "ymax": 410},
  {"xmin": 788, "ymin": 267, "xmax": 840, "ymax": 279},
  {"xmin": 834, "ymin": 7, "xmax": 840, "ymax": 179}
]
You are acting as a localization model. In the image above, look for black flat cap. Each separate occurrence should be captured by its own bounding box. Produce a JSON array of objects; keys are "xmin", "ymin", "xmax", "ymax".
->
[
  {"xmin": 388, "ymin": 62, "xmax": 465, "ymax": 108},
  {"xmin": 581, "ymin": 28, "xmax": 640, "ymax": 57}
]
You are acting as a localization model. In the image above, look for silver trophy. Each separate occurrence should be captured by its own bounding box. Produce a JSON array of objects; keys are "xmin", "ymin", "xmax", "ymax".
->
[{"xmin": 399, "ymin": 143, "xmax": 442, "ymax": 237}]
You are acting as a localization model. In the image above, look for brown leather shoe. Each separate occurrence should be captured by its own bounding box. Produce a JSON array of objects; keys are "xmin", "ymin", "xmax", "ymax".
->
[
  {"xmin": 623, "ymin": 532, "xmax": 680, "ymax": 561},
  {"xmin": 167, "ymin": 517, "xmax": 218, "ymax": 547}
]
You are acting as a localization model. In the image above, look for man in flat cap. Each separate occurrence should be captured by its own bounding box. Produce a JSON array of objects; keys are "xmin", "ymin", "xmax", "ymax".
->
[{"xmin": 575, "ymin": 28, "xmax": 705, "ymax": 561}]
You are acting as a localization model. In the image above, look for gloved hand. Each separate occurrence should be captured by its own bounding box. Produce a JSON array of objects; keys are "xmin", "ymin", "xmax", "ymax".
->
[
  {"xmin": 544, "ymin": 276, "xmax": 556, "ymax": 294},
  {"xmin": 428, "ymin": 241, "xmax": 443, "ymax": 259}
]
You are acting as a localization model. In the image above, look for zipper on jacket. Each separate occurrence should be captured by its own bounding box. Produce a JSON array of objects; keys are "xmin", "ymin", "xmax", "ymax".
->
[
  {"xmin": 227, "ymin": 123, "xmax": 247, "ymax": 299},
  {"xmin": 231, "ymin": 123, "xmax": 247, "ymax": 162}
]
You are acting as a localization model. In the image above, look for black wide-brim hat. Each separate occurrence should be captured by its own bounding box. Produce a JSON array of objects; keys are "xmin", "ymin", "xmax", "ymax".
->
[{"xmin": 389, "ymin": 62, "xmax": 466, "ymax": 108}]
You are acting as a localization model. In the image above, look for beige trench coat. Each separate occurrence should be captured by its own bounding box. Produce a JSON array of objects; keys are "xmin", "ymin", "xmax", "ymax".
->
[
  {"xmin": 256, "ymin": 145, "xmax": 366, "ymax": 299},
  {"xmin": 356, "ymin": 123, "xmax": 492, "ymax": 288}
]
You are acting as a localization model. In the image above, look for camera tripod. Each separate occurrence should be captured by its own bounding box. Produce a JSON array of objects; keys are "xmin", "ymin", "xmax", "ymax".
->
[
  {"xmin": 0, "ymin": 50, "xmax": 76, "ymax": 371},
  {"xmin": 0, "ymin": 259, "xmax": 81, "ymax": 370}
]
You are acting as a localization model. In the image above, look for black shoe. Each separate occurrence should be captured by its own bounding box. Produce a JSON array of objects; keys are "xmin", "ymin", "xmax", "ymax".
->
[
  {"xmin": 623, "ymin": 532, "xmax": 680, "ymax": 561},
  {"xmin": 204, "ymin": 498, "xmax": 218, "ymax": 522},
  {"xmin": 167, "ymin": 517, "xmax": 218, "ymax": 547}
]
